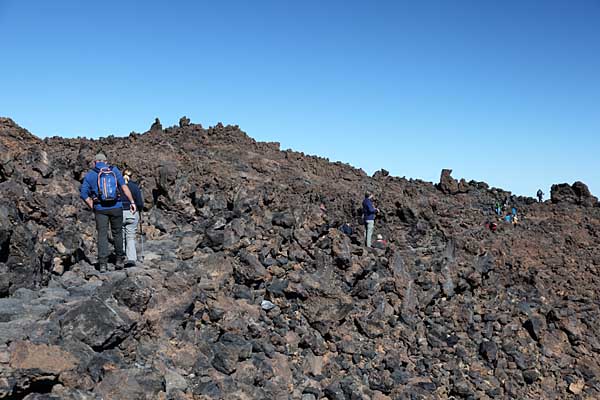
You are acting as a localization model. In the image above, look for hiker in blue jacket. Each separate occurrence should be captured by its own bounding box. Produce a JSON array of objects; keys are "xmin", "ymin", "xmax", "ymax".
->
[
  {"xmin": 362, "ymin": 191, "xmax": 379, "ymax": 247},
  {"xmin": 80, "ymin": 153, "xmax": 137, "ymax": 272},
  {"xmin": 121, "ymin": 169, "xmax": 144, "ymax": 267}
]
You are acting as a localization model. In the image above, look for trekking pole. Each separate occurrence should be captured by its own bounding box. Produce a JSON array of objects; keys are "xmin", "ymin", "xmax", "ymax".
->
[{"xmin": 139, "ymin": 210, "xmax": 144, "ymax": 262}]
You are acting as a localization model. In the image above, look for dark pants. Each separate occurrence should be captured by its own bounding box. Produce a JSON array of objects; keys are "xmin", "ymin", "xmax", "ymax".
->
[{"xmin": 95, "ymin": 207, "xmax": 124, "ymax": 264}]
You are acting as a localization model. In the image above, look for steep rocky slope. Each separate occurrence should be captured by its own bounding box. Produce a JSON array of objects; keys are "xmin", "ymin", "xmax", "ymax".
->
[{"xmin": 1, "ymin": 116, "xmax": 599, "ymax": 399}]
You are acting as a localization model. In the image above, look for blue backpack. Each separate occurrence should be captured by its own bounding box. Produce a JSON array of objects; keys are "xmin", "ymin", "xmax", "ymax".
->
[{"xmin": 94, "ymin": 166, "xmax": 118, "ymax": 202}]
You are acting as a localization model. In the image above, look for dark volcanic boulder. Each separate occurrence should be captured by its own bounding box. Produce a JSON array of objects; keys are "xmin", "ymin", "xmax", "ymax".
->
[
  {"xmin": 0, "ymin": 200, "xmax": 41, "ymax": 294},
  {"xmin": 59, "ymin": 297, "xmax": 135, "ymax": 350},
  {"xmin": 551, "ymin": 181, "xmax": 598, "ymax": 207},
  {"xmin": 234, "ymin": 250, "xmax": 268, "ymax": 284},
  {"xmin": 272, "ymin": 211, "xmax": 295, "ymax": 228}
]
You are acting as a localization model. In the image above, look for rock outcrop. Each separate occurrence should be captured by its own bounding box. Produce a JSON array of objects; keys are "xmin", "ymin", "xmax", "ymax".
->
[
  {"xmin": 551, "ymin": 181, "xmax": 598, "ymax": 207},
  {"xmin": 179, "ymin": 116, "xmax": 191, "ymax": 128},
  {"xmin": 1, "ymin": 116, "xmax": 599, "ymax": 399},
  {"xmin": 437, "ymin": 169, "xmax": 469, "ymax": 194}
]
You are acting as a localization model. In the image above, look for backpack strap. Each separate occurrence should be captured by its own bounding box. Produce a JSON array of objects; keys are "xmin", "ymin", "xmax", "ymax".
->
[{"xmin": 93, "ymin": 165, "xmax": 113, "ymax": 173}]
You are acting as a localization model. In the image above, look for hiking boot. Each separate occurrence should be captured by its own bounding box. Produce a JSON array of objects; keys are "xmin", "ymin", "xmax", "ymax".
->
[
  {"xmin": 124, "ymin": 260, "xmax": 136, "ymax": 268},
  {"xmin": 114, "ymin": 255, "xmax": 126, "ymax": 270},
  {"xmin": 98, "ymin": 263, "xmax": 108, "ymax": 273}
]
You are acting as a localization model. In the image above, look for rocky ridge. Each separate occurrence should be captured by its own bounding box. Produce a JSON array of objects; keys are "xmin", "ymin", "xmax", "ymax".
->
[{"xmin": 1, "ymin": 116, "xmax": 600, "ymax": 399}]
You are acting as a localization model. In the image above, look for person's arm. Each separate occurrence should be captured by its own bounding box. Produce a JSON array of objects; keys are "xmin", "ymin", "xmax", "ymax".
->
[
  {"xmin": 121, "ymin": 185, "xmax": 137, "ymax": 212},
  {"xmin": 80, "ymin": 175, "xmax": 94, "ymax": 210},
  {"xmin": 84, "ymin": 197, "xmax": 94, "ymax": 209},
  {"xmin": 367, "ymin": 199, "xmax": 377, "ymax": 213}
]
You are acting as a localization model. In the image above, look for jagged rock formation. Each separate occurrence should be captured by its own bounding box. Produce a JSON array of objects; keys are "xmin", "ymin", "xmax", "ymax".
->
[
  {"xmin": 551, "ymin": 181, "xmax": 598, "ymax": 207},
  {"xmin": 179, "ymin": 116, "xmax": 191, "ymax": 128},
  {"xmin": 1, "ymin": 116, "xmax": 600, "ymax": 399},
  {"xmin": 151, "ymin": 118, "xmax": 163, "ymax": 132}
]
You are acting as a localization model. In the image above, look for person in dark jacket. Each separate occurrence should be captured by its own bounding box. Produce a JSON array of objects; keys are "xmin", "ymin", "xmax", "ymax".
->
[
  {"xmin": 537, "ymin": 189, "xmax": 544, "ymax": 203},
  {"xmin": 362, "ymin": 191, "xmax": 379, "ymax": 247},
  {"xmin": 80, "ymin": 153, "xmax": 136, "ymax": 272},
  {"xmin": 340, "ymin": 222, "xmax": 353, "ymax": 236},
  {"xmin": 121, "ymin": 169, "xmax": 144, "ymax": 267}
]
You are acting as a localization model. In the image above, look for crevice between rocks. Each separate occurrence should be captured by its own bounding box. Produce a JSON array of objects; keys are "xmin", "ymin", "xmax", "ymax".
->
[
  {"xmin": 4, "ymin": 376, "xmax": 58, "ymax": 400},
  {"xmin": 0, "ymin": 228, "xmax": 11, "ymax": 264}
]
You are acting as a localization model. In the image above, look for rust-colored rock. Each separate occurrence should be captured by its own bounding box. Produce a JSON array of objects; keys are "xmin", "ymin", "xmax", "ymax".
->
[{"xmin": 9, "ymin": 341, "xmax": 77, "ymax": 373}]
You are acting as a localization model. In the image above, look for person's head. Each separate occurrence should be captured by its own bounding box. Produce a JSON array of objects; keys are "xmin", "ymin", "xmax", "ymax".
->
[
  {"xmin": 376, "ymin": 234, "xmax": 383, "ymax": 240},
  {"xmin": 365, "ymin": 191, "xmax": 373, "ymax": 199},
  {"xmin": 93, "ymin": 153, "xmax": 107, "ymax": 166},
  {"xmin": 123, "ymin": 169, "xmax": 132, "ymax": 184}
]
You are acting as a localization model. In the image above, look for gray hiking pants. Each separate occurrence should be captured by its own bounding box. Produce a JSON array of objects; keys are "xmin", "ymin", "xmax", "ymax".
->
[
  {"xmin": 95, "ymin": 208, "xmax": 124, "ymax": 264},
  {"xmin": 364, "ymin": 220, "xmax": 374, "ymax": 248},
  {"xmin": 122, "ymin": 209, "xmax": 139, "ymax": 262}
]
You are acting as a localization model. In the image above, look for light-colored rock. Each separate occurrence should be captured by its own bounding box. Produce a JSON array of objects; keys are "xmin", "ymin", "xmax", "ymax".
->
[{"xmin": 9, "ymin": 341, "xmax": 77, "ymax": 373}]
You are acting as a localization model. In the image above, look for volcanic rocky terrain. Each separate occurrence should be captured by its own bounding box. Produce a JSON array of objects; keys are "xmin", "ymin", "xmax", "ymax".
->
[{"xmin": 1, "ymin": 116, "xmax": 600, "ymax": 400}]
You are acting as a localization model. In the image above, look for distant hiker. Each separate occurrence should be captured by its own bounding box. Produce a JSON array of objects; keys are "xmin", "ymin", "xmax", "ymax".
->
[
  {"xmin": 319, "ymin": 203, "xmax": 327, "ymax": 213},
  {"xmin": 485, "ymin": 220, "xmax": 498, "ymax": 232},
  {"xmin": 340, "ymin": 222, "xmax": 353, "ymax": 236},
  {"xmin": 121, "ymin": 169, "xmax": 144, "ymax": 267},
  {"xmin": 495, "ymin": 202, "xmax": 502, "ymax": 216},
  {"xmin": 511, "ymin": 207, "xmax": 517, "ymax": 216},
  {"xmin": 80, "ymin": 153, "xmax": 137, "ymax": 272},
  {"xmin": 362, "ymin": 191, "xmax": 379, "ymax": 247},
  {"xmin": 373, "ymin": 234, "xmax": 387, "ymax": 249},
  {"xmin": 513, "ymin": 215, "xmax": 519, "ymax": 225},
  {"xmin": 537, "ymin": 189, "xmax": 544, "ymax": 203},
  {"xmin": 504, "ymin": 213, "xmax": 512, "ymax": 223}
]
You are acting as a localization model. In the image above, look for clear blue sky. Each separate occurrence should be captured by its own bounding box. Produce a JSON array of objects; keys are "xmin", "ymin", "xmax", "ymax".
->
[{"xmin": 1, "ymin": 0, "xmax": 599, "ymax": 197}]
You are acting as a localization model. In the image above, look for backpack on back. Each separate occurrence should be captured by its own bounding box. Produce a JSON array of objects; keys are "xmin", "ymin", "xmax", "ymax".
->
[{"xmin": 95, "ymin": 166, "xmax": 118, "ymax": 202}]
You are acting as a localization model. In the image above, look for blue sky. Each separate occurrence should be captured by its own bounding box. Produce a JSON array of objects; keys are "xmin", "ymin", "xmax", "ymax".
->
[{"xmin": 1, "ymin": 0, "xmax": 599, "ymax": 197}]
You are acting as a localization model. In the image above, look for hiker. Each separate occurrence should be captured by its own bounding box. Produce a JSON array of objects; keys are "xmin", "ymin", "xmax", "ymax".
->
[
  {"xmin": 340, "ymin": 222, "xmax": 353, "ymax": 236},
  {"xmin": 537, "ymin": 189, "xmax": 544, "ymax": 203},
  {"xmin": 495, "ymin": 202, "xmax": 502, "ymax": 216},
  {"xmin": 373, "ymin": 234, "xmax": 387, "ymax": 249},
  {"xmin": 121, "ymin": 169, "xmax": 144, "ymax": 267},
  {"xmin": 362, "ymin": 191, "xmax": 379, "ymax": 247},
  {"xmin": 511, "ymin": 207, "xmax": 517, "ymax": 217},
  {"xmin": 319, "ymin": 203, "xmax": 327, "ymax": 213},
  {"xmin": 504, "ymin": 213, "xmax": 513, "ymax": 223},
  {"xmin": 80, "ymin": 153, "xmax": 137, "ymax": 272}
]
